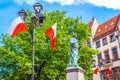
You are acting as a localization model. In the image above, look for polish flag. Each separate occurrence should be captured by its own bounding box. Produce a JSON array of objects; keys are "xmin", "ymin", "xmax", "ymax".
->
[
  {"xmin": 106, "ymin": 67, "xmax": 111, "ymax": 77},
  {"xmin": 94, "ymin": 67, "xmax": 99, "ymax": 74},
  {"xmin": 45, "ymin": 23, "xmax": 57, "ymax": 51},
  {"xmin": 8, "ymin": 16, "xmax": 27, "ymax": 38}
]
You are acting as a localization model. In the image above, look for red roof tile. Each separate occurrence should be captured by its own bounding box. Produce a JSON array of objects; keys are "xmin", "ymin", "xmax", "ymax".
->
[
  {"xmin": 94, "ymin": 14, "xmax": 120, "ymax": 38},
  {"xmin": 88, "ymin": 21, "xmax": 93, "ymax": 29}
]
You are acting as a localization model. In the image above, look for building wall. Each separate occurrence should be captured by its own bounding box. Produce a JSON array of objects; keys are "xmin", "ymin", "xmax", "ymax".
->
[
  {"xmin": 93, "ymin": 31, "xmax": 120, "ymax": 64},
  {"xmin": 89, "ymin": 17, "xmax": 99, "ymax": 49},
  {"xmin": 91, "ymin": 17, "xmax": 120, "ymax": 80},
  {"xmin": 91, "ymin": 17, "xmax": 99, "ymax": 38}
]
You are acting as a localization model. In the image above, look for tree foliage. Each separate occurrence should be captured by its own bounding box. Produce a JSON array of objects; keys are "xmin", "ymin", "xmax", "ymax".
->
[{"xmin": 0, "ymin": 10, "xmax": 97, "ymax": 80}]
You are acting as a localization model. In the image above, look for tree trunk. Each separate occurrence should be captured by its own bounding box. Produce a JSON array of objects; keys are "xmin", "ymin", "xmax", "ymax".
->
[{"xmin": 35, "ymin": 61, "xmax": 46, "ymax": 80}]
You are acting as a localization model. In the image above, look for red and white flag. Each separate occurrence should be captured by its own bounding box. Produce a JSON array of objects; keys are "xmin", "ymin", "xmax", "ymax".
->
[
  {"xmin": 106, "ymin": 67, "xmax": 111, "ymax": 77},
  {"xmin": 8, "ymin": 16, "xmax": 27, "ymax": 38},
  {"xmin": 94, "ymin": 67, "xmax": 99, "ymax": 74},
  {"xmin": 45, "ymin": 23, "xmax": 57, "ymax": 51}
]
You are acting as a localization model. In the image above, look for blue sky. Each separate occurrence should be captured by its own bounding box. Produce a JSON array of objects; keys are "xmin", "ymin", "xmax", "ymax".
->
[{"xmin": 0, "ymin": 0, "xmax": 120, "ymax": 35}]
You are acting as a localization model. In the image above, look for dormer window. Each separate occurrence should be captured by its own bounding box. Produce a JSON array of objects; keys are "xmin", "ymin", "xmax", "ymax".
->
[
  {"xmin": 104, "ymin": 25, "xmax": 107, "ymax": 29},
  {"xmin": 111, "ymin": 22, "xmax": 114, "ymax": 26},
  {"xmin": 98, "ymin": 29, "xmax": 101, "ymax": 32}
]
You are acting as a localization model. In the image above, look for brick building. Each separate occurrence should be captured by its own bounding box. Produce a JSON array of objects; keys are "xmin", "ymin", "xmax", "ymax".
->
[{"xmin": 88, "ymin": 14, "xmax": 120, "ymax": 80}]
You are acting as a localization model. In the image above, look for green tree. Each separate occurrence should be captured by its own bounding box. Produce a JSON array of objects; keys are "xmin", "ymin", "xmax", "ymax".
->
[{"xmin": 0, "ymin": 10, "xmax": 97, "ymax": 80}]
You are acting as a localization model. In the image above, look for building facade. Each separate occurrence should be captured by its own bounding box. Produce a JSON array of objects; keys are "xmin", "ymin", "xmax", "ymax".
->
[{"xmin": 88, "ymin": 14, "xmax": 120, "ymax": 80}]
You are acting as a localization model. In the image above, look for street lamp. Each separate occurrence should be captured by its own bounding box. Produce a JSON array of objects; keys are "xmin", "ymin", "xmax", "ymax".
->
[
  {"xmin": 33, "ymin": 3, "xmax": 43, "ymax": 13},
  {"xmin": 18, "ymin": 9, "xmax": 27, "ymax": 21},
  {"xmin": 31, "ymin": 3, "xmax": 44, "ymax": 80},
  {"xmin": 32, "ymin": 3, "xmax": 44, "ymax": 27}
]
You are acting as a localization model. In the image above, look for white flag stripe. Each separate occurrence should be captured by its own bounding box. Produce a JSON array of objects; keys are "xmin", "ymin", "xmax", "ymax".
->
[
  {"xmin": 51, "ymin": 22, "xmax": 57, "ymax": 39},
  {"xmin": 8, "ymin": 16, "xmax": 24, "ymax": 35}
]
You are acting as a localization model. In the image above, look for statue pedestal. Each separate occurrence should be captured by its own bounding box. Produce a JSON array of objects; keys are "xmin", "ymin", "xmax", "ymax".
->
[{"xmin": 66, "ymin": 67, "xmax": 85, "ymax": 80}]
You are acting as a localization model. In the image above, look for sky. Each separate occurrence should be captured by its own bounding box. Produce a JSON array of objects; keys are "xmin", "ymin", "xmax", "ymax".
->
[{"xmin": 0, "ymin": 0, "xmax": 120, "ymax": 35}]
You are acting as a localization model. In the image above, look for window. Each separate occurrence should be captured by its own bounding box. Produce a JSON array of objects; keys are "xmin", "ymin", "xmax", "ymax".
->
[
  {"xmin": 87, "ymin": 41, "xmax": 91, "ymax": 48},
  {"xmin": 111, "ymin": 22, "xmax": 114, "ymax": 26},
  {"xmin": 112, "ymin": 47, "xmax": 118, "ymax": 61},
  {"xmin": 96, "ymin": 41, "xmax": 101, "ymax": 48},
  {"xmin": 110, "ymin": 34, "xmax": 116, "ymax": 42},
  {"xmin": 113, "ymin": 68, "xmax": 119, "ymax": 80},
  {"xmin": 104, "ymin": 50, "xmax": 110, "ymax": 63},
  {"xmin": 101, "ymin": 67, "xmax": 120, "ymax": 80},
  {"xmin": 103, "ymin": 38, "xmax": 108, "ymax": 45},
  {"xmin": 104, "ymin": 25, "xmax": 107, "ymax": 29},
  {"xmin": 98, "ymin": 29, "xmax": 101, "ymax": 32},
  {"xmin": 97, "ymin": 53, "xmax": 102, "ymax": 65},
  {"xmin": 98, "ymin": 53, "xmax": 105, "ymax": 65}
]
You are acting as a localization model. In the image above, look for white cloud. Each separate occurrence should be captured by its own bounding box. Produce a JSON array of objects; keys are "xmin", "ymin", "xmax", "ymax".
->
[
  {"xmin": 44, "ymin": 0, "xmax": 120, "ymax": 10},
  {"xmin": 84, "ymin": 0, "xmax": 120, "ymax": 10},
  {"xmin": 14, "ymin": 0, "xmax": 120, "ymax": 10},
  {"xmin": 44, "ymin": 0, "xmax": 85, "ymax": 5},
  {"xmin": 14, "ymin": 0, "xmax": 37, "ymax": 5}
]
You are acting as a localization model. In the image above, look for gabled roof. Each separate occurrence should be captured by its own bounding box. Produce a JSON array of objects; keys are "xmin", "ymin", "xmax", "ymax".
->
[
  {"xmin": 94, "ymin": 14, "xmax": 120, "ymax": 38},
  {"xmin": 88, "ymin": 21, "xmax": 93, "ymax": 29}
]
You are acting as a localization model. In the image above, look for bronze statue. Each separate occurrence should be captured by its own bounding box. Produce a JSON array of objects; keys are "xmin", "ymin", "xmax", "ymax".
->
[{"xmin": 68, "ymin": 34, "xmax": 79, "ymax": 67}]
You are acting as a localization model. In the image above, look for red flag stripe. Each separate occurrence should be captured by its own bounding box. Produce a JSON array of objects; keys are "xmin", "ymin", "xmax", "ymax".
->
[
  {"xmin": 94, "ymin": 67, "xmax": 99, "ymax": 74},
  {"xmin": 45, "ymin": 27, "xmax": 54, "ymax": 41},
  {"xmin": 11, "ymin": 23, "xmax": 27, "ymax": 38},
  {"xmin": 8, "ymin": 16, "xmax": 27, "ymax": 38},
  {"xmin": 106, "ymin": 67, "xmax": 111, "ymax": 77},
  {"xmin": 51, "ymin": 38, "xmax": 56, "ymax": 51},
  {"xmin": 45, "ymin": 23, "xmax": 57, "ymax": 51}
]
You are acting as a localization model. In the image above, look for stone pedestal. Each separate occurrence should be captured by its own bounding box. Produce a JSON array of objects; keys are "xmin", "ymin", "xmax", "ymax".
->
[{"xmin": 66, "ymin": 67, "xmax": 84, "ymax": 80}]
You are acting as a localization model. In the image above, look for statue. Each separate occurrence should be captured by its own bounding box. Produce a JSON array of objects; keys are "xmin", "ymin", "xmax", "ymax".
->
[
  {"xmin": 68, "ymin": 34, "xmax": 79, "ymax": 67},
  {"xmin": 66, "ymin": 35, "xmax": 85, "ymax": 80}
]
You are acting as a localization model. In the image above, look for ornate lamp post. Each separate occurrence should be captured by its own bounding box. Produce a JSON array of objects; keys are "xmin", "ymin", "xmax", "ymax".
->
[
  {"xmin": 17, "ymin": 3, "xmax": 44, "ymax": 80},
  {"xmin": 31, "ymin": 3, "xmax": 44, "ymax": 80},
  {"xmin": 18, "ymin": 9, "xmax": 27, "ymax": 21}
]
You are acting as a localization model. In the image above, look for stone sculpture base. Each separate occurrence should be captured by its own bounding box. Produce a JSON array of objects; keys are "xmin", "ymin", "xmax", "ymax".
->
[{"xmin": 66, "ymin": 67, "xmax": 84, "ymax": 80}]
